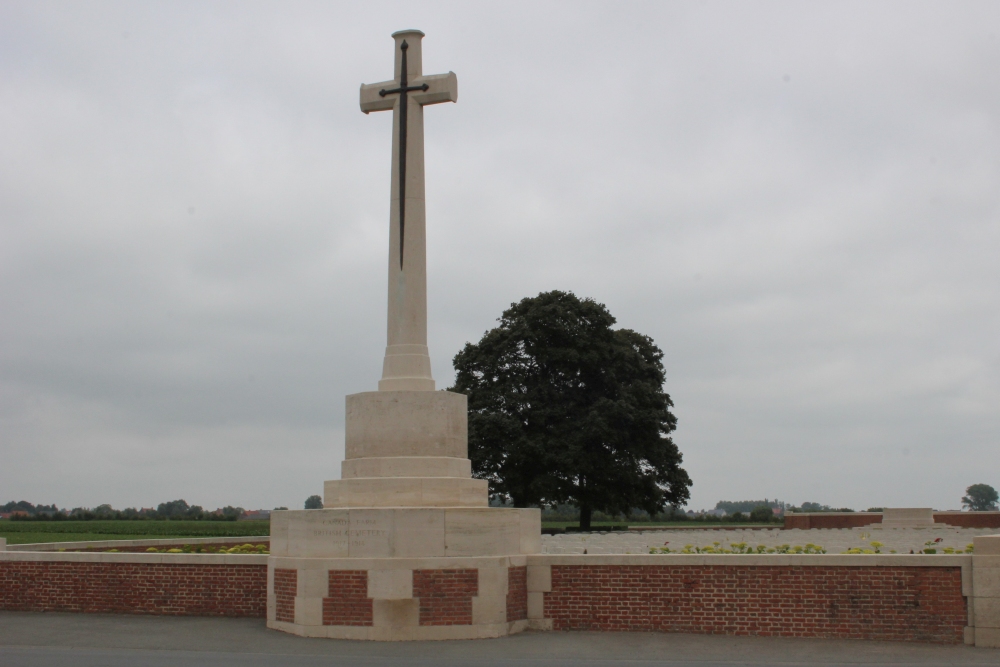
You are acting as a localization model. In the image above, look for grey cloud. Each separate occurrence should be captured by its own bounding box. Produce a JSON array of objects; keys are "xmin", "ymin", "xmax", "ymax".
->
[{"xmin": 1, "ymin": 1, "xmax": 997, "ymax": 511}]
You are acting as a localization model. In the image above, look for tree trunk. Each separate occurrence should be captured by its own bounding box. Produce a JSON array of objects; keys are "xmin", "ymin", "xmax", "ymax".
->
[{"xmin": 579, "ymin": 504, "xmax": 592, "ymax": 531}]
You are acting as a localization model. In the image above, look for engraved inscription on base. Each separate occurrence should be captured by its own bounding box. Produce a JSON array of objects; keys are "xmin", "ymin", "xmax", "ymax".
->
[{"xmin": 348, "ymin": 512, "xmax": 393, "ymax": 557}]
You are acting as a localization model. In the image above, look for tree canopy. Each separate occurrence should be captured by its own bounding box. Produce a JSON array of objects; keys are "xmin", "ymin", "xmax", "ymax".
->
[
  {"xmin": 451, "ymin": 290, "xmax": 692, "ymax": 529},
  {"xmin": 962, "ymin": 483, "xmax": 999, "ymax": 511}
]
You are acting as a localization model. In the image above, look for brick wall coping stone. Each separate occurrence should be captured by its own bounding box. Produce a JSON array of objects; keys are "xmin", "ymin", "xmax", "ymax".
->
[
  {"xmin": 784, "ymin": 512, "xmax": 884, "ymax": 517},
  {"xmin": 269, "ymin": 554, "xmax": 527, "ymax": 570},
  {"xmin": 786, "ymin": 512, "xmax": 1000, "ymax": 521},
  {"xmin": 531, "ymin": 553, "xmax": 972, "ymax": 567},
  {"xmin": 7, "ymin": 536, "xmax": 270, "ymax": 552},
  {"xmin": 786, "ymin": 512, "xmax": 1000, "ymax": 530},
  {"xmin": 0, "ymin": 551, "xmax": 268, "ymax": 565},
  {"xmin": 627, "ymin": 526, "xmax": 776, "ymax": 531}
]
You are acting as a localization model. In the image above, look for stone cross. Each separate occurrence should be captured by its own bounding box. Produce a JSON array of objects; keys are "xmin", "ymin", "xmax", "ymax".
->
[{"xmin": 361, "ymin": 30, "xmax": 457, "ymax": 392}]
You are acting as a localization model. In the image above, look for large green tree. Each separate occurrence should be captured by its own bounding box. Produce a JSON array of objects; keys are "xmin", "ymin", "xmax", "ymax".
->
[
  {"xmin": 962, "ymin": 484, "xmax": 999, "ymax": 511},
  {"xmin": 451, "ymin": 290, "xmax": 692, "ymax": 530}
]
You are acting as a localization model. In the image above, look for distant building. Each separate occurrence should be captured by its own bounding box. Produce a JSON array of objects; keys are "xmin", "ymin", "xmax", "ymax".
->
[{"xmin": 239, "ymin": 510, "xmax": 271, "ymax": 521}]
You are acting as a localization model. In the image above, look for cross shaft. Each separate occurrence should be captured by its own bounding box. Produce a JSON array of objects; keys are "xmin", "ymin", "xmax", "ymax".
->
[
  {"xmin": 359, "ymin": 31, "xmax": 457, "ymax": 392},
  {"xmin": 377, "ymin": 41, "xmax": 429, "ymax": 268}
]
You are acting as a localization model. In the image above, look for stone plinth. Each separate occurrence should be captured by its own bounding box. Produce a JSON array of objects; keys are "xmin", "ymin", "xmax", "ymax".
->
[
  {"xmin": 267, "ymin": 555, "xmax": 528, "ymax": 640},
  {"xmin": 324, "ymin": 391, "xmax": 489, "ymax": 508},
  {"xmin": 267, "ymin": 510, "xmax": 539, "ymax": 639},
  {"xmin": 878, "ymin": 508, "xmax": 936, "ymax": 528},
  {"xmin": 345, "ymin": 391, "xmax": 467, "ymax": 460},
  {"xmin": 268, "ymin": 389, "xmax": 543, "ymax": 639}
]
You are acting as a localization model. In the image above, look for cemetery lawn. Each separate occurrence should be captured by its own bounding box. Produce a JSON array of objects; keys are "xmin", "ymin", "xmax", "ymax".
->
[{"xmin": 0, "ymin": 520, "xmax": 270, "ymax": 545}]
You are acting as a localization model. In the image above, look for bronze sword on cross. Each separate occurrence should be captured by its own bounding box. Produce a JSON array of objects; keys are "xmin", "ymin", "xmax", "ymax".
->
[
  {"xmin": 360, "ymin": 35, "xmax": 457, "ymax": 270},
  {"xmin": 377, "ymin": 41, "xmax": 427, "ymax": 268}
]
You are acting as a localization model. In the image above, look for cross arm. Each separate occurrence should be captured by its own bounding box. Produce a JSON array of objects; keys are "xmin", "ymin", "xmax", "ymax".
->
[
  {"xmin": 410, "ymin": 72, "xmax": 458, "ymax": 106},
  {"xmin": 359, "ymin": 72, "xmax": 458, "ymax": 114},
  {"xmin": 360, "ymin": 80, "xmax": 397, "ymax": 114}
]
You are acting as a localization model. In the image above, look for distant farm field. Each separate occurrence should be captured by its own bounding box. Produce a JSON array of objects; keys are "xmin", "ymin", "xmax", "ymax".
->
[{"xmin": 0, "ymin": 520, "xmax": 269, "ymax": 545}]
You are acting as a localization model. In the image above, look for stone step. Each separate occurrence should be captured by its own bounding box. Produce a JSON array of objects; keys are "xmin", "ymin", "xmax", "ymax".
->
[
  {"xmin": 341, "ymin": 456, "xmax": 472, "ymax": 479},
  {"xmin": 324, "ymin": 476, "xmax": 488, "ymax": 508}
]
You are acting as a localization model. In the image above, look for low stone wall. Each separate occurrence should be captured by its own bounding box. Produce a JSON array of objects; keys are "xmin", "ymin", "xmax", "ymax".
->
[
  {"xmin": 2, "ymin": 538, "xmax": 999, "ymax": 647},
  {"xmin": 784, "ymin": 512, "xmax": 1000, "ymax": 530}
]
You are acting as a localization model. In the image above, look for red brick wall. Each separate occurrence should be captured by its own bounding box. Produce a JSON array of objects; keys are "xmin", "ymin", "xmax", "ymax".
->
[
  {"xmin": 507, "ymin": 565, "xmax": 527, "ymax": 622},
  {"xmin": 545, "ymin": 565, "xmax": 966, "ymax": 643},
  {"xmin": 0, "ymin": 561, "xmax": 266, "ymax": 617},
  {"xmin": 935, "ymin": 512, "xmax": 1000, "ymax": 528},
  {"xmin": 783, "ymin": 514, "xmax": 882, "ymax": 529},
  {"xmin": 785, "ymin": 512, "xmax": 1000, "ymax": 529},
  {"xmin": 413, "ymin": 568, "xmax": 478, "ymax": 626},
  {"xmin": 273, "ymin": 568, "xmax": 296, "ymax": 623},
  {"xmin": 323, "ymin": 570, "xmax": 373, "ymax": 626}
]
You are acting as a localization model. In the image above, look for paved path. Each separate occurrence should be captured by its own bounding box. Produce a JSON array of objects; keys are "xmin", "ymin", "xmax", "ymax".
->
[{"xmin": 0, "ymin": 612, "xmax": 996, "ymax": 666}]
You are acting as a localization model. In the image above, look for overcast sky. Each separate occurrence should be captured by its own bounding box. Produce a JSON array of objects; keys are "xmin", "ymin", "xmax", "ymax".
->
[{"xmin": 1, "ymin": 1, "xmax": 997, "ymax": 513}]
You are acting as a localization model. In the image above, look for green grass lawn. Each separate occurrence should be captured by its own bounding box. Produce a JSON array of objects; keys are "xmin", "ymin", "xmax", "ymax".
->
[{"xmin": 0, "ymin": 520, "xmax": 269, "ymax": 545}]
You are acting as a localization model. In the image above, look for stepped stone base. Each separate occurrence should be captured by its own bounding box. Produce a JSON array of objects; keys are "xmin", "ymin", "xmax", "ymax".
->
[
  {"xmin": 324, "ymin": 477, "xmax": 488, "ymax": 508},
  {"xmin": 268, "ymin": 388, "xmax": 543, "ymax": 640},
  {"xmin": 341, "ymin": 456, "xmax": 471, "ymax": 479}
]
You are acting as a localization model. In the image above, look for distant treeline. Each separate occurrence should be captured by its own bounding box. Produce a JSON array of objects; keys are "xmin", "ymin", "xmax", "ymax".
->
[{"xmin": 2, "ymin": 499, "xmax": 245, "ymax": 521}]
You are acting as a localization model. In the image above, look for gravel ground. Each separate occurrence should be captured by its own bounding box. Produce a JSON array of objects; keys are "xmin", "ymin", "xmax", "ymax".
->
[{"xmin": 541, "ymin": 526, "xmax": 995, "ymax": 554}]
